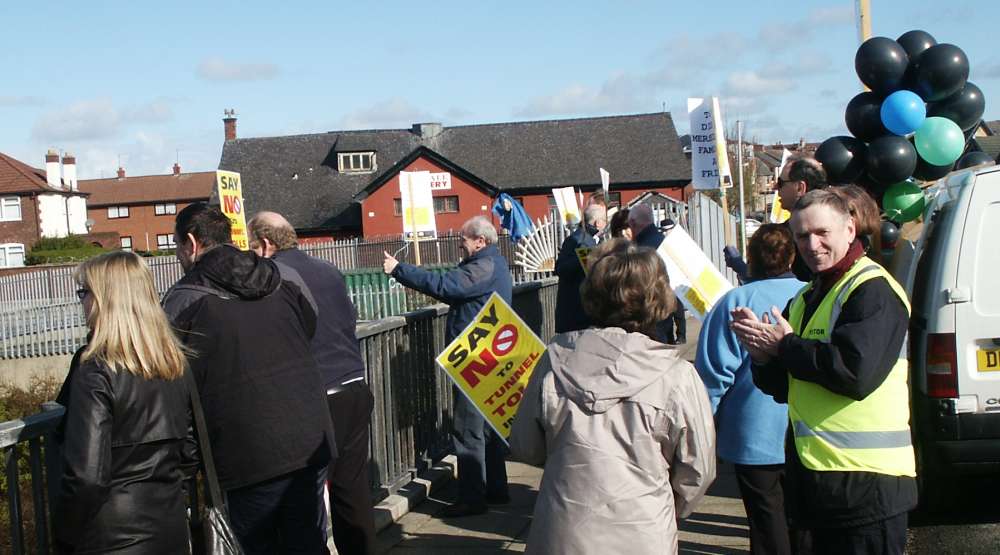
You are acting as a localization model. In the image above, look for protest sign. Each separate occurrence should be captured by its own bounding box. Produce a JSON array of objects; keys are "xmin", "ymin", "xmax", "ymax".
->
[
  {"xmin": 656, "ymin": 226, "xmax": 734, "ymax": 320},
  {"xmin": 551, "ymin": 186, "xmax": 582, "ymax": 226},
  {"xmin": 575, "ymin": 247, "xmax": 592, "ymax": 275},
  {"xmin": 600, "ymin": 167, "xmax": 610, "ymax": 199},
  {"xmin": 215, "ymin": 170, "xmax": 249, "ymax": 250},
  {"xmin": 769, "ymin": 148, "xmax": 793, "ymax": 223},
  {"xmin": 399, "ymin": 171, "xmax": 437, "ymax": 239},
  {"xmin": 436, "ymin": 293, "xmax": 547, "ymax": 442},
  {"xmin": 688, "ymin": 97, "xmax": 733, "ymax": 190}
]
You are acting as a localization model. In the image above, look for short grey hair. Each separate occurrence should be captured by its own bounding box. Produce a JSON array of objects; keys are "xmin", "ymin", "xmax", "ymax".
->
[
  {"xmin": 462, "ymin": 216, "xmax": 498, "ymax": 244},
  {"xmin": 627, "ymin": 203, "xmax": 654, "ymax": 229},
  {"xmin": 584, "ymin": 203, "xmax": 607, "ymax": 226},
  {"xmin": 793, "ymin": 189, "xmax": 851, "ymax": 223}
]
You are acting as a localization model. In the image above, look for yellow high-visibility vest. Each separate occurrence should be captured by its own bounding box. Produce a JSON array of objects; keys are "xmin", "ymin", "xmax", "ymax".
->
[{"xmin": 787, "ymin": 256, "xmax": 916, "ymax": 477}]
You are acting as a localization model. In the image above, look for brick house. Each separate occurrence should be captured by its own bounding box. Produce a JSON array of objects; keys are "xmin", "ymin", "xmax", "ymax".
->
[
  {"xmin": 0, "ymin": 150, "xmax": 89, "ymax": 267},
  {"xmin": 219, "ymin": 112, "xmax": 691, "ymax": 240},
  {"xmin": 78, "ymin": 164, "xmax": 215, "ymax": 252}
]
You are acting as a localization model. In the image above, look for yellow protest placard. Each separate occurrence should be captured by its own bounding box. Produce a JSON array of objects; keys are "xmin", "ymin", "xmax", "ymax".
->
[
  {"xmin": 436, "ymin": 293, "xmax": 547, "ymax": 442},
  {"xmin": 216, "ymin": 170, "xmax": 249, "ymax": 250},
  {"xmin": 575, "ymin": 247, "xmax": 592, "ymax": 275}
]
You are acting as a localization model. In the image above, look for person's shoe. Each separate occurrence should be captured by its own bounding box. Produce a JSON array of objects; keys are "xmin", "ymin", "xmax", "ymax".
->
[
  {"xmin": 439, "ymin": 502, "xmax": 488, "ymax": 518},
  {"xmin": 486, "ymin": 493, "xmax": 511, "ymax": 505}
]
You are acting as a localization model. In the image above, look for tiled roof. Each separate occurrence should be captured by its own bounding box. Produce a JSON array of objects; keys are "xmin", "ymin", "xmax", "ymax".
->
[
  {"xmin": 985, "ymin": 120, "xmax": 1000, "ymax": 136},
  {"xmin": 0, "ymin": 152, "xmax": 68, "ymax": 194},
  {"xmin": 78, "ymin": 171, "xmax": 216, "ymax": 206},
  {"xmin": 973, "ymin": 136, "xmax": 1000, "ymax": 160},
  {"xmin": 219, "ymin": 112, "xmax": 691, "ymax": 231}
]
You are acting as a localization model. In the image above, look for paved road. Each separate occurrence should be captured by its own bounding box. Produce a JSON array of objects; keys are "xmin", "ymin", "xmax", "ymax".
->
[{"xmin": 906, "ymin": 474, "xmax": 1000, "ymax": 554}]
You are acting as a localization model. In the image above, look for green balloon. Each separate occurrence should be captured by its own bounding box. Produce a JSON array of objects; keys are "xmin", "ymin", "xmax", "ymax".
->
[
  {"xmin": 882, "ymin": 180, "xmax": 926, "ymax": 223},
  {"xmin": 914, "ymin": 116, "xmax": 965, "ymax": 166}
]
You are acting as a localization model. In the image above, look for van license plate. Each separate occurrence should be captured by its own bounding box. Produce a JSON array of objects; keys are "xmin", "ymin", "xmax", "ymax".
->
[{"xmin": 976, "ymin": 349, "xmax": 1000, "ymax": 372}]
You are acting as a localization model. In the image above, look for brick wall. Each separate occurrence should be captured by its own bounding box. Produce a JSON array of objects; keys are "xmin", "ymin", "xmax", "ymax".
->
[
  {"xmin": 0, "ymin": 194, "xmax": 40, "ymax": 250},
  {"xmin": 87, "ymin": 200, "xmax": 205, "ymax": 250}
]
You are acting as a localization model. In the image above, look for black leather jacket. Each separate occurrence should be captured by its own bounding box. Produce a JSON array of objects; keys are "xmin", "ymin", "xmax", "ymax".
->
[{"xmin": 54, "ymin": 348, "xmax": 193, "ymax": 554}]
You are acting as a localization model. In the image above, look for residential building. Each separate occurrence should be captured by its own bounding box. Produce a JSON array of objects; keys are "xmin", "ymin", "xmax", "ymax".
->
[
  {"xmin": 78, "ymin": 164, "xmax": 215, "ymax": 252},
  {"xmin": 0, "ymin": 150, "xmax": 89, "ymax": 267},
  {"xmin": 219, "ymin": 112, "xmax": 692, "ymax": 240}
]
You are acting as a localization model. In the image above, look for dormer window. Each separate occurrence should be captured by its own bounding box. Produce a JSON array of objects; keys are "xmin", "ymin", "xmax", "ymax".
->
[{"xmin": 338, "ymin": 151, "xmax": 376, "ymax": 173}]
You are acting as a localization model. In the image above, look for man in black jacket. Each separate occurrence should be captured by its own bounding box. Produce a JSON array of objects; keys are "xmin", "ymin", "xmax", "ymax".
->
[
  {"xmin": 628, "ymin": 204, "xmax": 686, "ymax": 344},
  {"xmin": 249, "ymin": 211, "xmax": 377, "ymax": 555},
  {"xmin": 554, "ymin": 202, "xmax": 607, "ymax": 333},
  {"xmin": 163, "ymin": 203, "xmax": 336, "ymax": 554},
  {"xmin": 731, "ymin": 190, "xmax": 915, "ymax": 554}
]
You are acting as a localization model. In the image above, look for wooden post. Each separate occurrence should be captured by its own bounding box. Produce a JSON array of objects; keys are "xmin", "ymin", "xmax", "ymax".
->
[{"xmin": 405, "ymin": 173, "xmax": 422, "ymax": 265}]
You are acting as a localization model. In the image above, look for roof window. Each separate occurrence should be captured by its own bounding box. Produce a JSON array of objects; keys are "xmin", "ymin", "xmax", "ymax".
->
[{"xmin": 338, "ymin": 152, "xmax": 376, "ymax": 174}]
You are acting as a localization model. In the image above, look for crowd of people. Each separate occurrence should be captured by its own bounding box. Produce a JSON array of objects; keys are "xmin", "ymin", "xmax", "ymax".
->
[{"xmin": 51, "ymin": 155, "xmax": 917, "ymax": 554}]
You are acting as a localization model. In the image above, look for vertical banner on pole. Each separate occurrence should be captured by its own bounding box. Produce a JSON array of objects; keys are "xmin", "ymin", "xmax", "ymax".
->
[
  {"xmin": 687, "ymin": 97, "xmax": 732, "ymax": 190},
  {"xmin": 216, "ymin": 170, "xmax": 249, "ymax": 250},
  {"xmin": 599, "ymin": 168, "xmax": 610, "ymax": 200},
  {"xmin": 399, "ymin": 171, "xmax": 437, "ymax": 239},
  {"xmin": 551, "ymin": 187, "xmax": 582, "ymax": 226}
]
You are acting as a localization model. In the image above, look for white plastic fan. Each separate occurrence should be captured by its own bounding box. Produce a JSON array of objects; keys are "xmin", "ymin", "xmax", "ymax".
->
[{"xmin": 515, "ymin": 215, "xmax": 559, "ymax": 273}]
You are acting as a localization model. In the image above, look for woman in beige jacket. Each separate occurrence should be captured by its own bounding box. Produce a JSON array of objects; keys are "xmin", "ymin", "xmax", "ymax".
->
[{"xmin": 510, "ymin": 239, "xmax": 716, "ymax": 555}]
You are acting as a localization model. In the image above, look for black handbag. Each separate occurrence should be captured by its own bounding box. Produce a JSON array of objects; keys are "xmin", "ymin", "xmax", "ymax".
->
[{"xmin": 186, "ymin": 369, "xmax": 244, "ymax": 555}]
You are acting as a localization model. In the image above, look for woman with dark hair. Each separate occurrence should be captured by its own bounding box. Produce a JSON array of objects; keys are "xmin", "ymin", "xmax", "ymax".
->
[
  {"xmin": 694, "ymin": 224, "xmax": 805, "ymax": 555},
  {"xmin": 608, "ymin": 207, "xmax": 632, "ymax": 239},
  {"xmin": 510, "ymin": 238, "xmax": 715, "ymax": 555}
]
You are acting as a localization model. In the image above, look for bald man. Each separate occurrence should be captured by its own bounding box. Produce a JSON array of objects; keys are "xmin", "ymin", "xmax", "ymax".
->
[{"xmin": 249, "ymin": 211, "xmax": 377, "ymax": 555}]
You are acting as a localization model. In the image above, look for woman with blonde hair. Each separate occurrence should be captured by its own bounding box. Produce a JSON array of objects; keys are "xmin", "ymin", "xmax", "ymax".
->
[
  {"xmin": 511, "ymin": 238, "xmax": 716, "ymax": 555},
  {"xmin": 54, "ymin": 251, "xmax": 192, "ymax": 553}
]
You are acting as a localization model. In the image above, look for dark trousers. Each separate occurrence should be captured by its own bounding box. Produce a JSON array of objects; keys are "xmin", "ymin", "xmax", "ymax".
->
[
  {"xmin": 327, "ymin": 382, "xmax": 377, "ymax": 555},
  {"xmin": 735, "ymin": 464, "xmax": 791, "ymax": 555},
  {"xmin": 226, "ymin": 463, "xmax": 329, "ymax": 555},
  {"xmin": 453, "ymin": 387, "xmax": 509, "ymax": 504},
  {"xmin": 809, "ymin": 512, "xmax": 908, "ymax": 555}
]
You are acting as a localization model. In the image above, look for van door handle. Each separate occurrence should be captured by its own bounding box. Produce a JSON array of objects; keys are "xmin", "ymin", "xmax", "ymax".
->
[{"xmin": 945, "ymin": 287, "xmax": 971, "ymax": 304}]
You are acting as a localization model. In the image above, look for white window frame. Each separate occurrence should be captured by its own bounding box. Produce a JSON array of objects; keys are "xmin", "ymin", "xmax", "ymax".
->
[
  {"xmin": 0, "ymin": 243, "xmax": 26, "ymax": 268},
  {"xmin": 120, "ymin": 236, "xmax": 133, "ymax": 251},
  {"xmin": 154, "ymin": 202, "xmax": 177, "ymax": 216},
  {"xmin": 156, "ymin": 233, "xmax": 176, "ymax": 249},
  {"xmin": 107, "ymin": 205, "xmax": 130, "ymax": 219},
  {"xmin": 0, "ymin": 196, "xmax": 21, "ymax": 222},
  {"xmin": 337, "ymin": 152, "xmax": 376, "ymax": 173}
]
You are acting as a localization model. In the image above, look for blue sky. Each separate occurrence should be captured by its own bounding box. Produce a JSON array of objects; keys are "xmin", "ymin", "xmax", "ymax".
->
[{"xmin": 1, "ymin": 0, "xmax": 998, "ymax": 179}]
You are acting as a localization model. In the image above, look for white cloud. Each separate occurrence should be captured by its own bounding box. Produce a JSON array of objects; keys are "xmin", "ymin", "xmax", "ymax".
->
[
  {"xmin": 125, "ymin": 99, "xmax": 174, "ymax": 123},
  {"xmin": 74, "ymin": 130, "xmax": 220, "ymax": 180},
  {"xmin": 724, "ymin": 71, "xmax": 793, "ymax": 97},
  {"xmin": 805, "ymin": 5, "xmax": 854, "ymax": 26},
  {"xmin": 196, "ymin": 57, "xmax": 280, "ymax": 82},
  {"xmin": 32, "ymin": 98, "xmax": 121, "ymax": 142},
  {"xmin": 514, "ymin": 73, "xmax": 649, "ymax": 118},
  {"xmin": 758, "ymin": 5, "xmax": 854, "ymax": 51},
  {"xmin": 337, "ymin": 98, "xmax": 436, "ymax": 130}
]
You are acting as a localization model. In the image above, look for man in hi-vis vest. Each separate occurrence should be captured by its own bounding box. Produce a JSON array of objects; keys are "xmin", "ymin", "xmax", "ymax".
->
[{"xmin": 730, "ymin": 189, "xmax": 915, "ymax": 555}]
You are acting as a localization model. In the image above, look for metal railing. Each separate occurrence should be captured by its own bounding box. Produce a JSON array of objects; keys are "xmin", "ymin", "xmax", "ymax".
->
[{"xmin": 0, "ymin": 278, "xmax": 557, "ymax": 553}]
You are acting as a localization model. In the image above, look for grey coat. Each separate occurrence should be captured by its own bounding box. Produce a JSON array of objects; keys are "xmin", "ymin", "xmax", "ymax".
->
[{"xmin": 510, "ymin": 328, "xmax": 716, "ymax": 555}]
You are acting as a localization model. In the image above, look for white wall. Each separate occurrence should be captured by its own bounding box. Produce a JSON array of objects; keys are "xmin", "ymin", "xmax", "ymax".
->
[
  {"xmin": 67, "ymin": 195, "xmax": 88, "ymax": 235},
  {"xmin": 37, "ymin": 194, "xmax": 69, "ymax": 238}
]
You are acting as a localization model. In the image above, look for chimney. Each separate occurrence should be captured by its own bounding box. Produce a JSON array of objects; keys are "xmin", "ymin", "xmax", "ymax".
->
[
  {"xmin": 223, "ymin": 109, "xmax": 237, "ymax": 141},
  {"xmin": 173, "ymin": 162, "xmax": 181, "ymax": 175},
  {"xmin": 411, "ymin": 122, "xmax": 442, "ymax": 139},
  {"xmin": 117, "ymin": 167, "xmax": 126, "ymax": 179},
  {"xmin": 62, "ymin": 153, "xmax": 78, "ymax": 191},
  {"xmin": 45, "ymin": 149, "xmax": 61, "ymax": 189}
]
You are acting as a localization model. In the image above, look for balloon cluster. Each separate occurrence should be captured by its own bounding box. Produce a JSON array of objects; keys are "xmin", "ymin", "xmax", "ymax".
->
[{"xmin": 815, "ymin": 30, "xmax": 990, "ymax": 224}]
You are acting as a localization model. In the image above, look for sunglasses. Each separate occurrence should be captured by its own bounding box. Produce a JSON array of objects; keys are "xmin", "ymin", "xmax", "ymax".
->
[{"xmin": 76, "ymin": 288, "xmax": 90, "ymax": 301}]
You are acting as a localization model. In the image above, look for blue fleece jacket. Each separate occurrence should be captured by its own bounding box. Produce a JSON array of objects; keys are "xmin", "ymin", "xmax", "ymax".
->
[{"xmin": 694, "ymin": 274, "xmax": 805, "ymax": 465}]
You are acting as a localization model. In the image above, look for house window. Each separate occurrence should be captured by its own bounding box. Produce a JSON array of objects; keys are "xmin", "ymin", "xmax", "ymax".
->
[
  {"xmin": 338, "ymin": 152, "xmax": 375, "ymax": 173},
  {"xmin": 154, "ymin": 203, "xmax": 177, "ymax": 216},
  {"xmin": 107, "ymin": 206, "xmax": 129, "ymax": 219},
  {"xmin": 120, "ymin": 237, "xmax": 133, "ymax": 251},
  {"xmin": 433, "ymin": 196, "xmax": 460, "ymax": 214},
  {"xmin": 606, "ymin": 192, "xmax": 622, "ymax": 207},
  {"xmin": 156, "ymin": 233, "xmax": 176, "ymax": 249},
  {"xmin": 0, "ymin": 243, "xmax": 26, "ymax": 268},
  {"xmin": 393, "ymin": 198, "xmax": 402, "ymax": 216},
  {"xmin": 1, "ymin": 196, "xmax": 21, "ymax": 221}
]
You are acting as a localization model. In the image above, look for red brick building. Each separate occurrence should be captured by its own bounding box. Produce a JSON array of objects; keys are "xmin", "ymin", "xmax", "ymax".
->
[
  {"xmin": 219, "ymin": 113, "xmax": 691, "ymax": 240},
  {"xmin": 78, "ymin": 164, "xmax": 214, "ymax": 252}
]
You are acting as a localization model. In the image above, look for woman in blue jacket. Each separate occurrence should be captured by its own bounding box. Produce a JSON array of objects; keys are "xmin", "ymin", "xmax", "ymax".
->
[{"xmin": 695, "ymin": 224, "xmax": 805, "ymax": 555}]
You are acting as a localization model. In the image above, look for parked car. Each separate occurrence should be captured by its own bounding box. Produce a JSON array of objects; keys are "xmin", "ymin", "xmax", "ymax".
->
[{"xmin": 893, "ymin": 165, "xmax": 1000, "ymax": 507}]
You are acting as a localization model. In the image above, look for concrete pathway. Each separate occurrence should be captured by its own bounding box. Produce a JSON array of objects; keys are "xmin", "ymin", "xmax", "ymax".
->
[{"xmin": 376, "ymin": 317, "xmax": 752, "ymax": 554}]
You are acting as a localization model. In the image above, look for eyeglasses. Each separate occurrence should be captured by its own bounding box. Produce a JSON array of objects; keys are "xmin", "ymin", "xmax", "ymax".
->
[{"xmin": 76, "ymin": 288, "xmax": 90, "ymax": 301}]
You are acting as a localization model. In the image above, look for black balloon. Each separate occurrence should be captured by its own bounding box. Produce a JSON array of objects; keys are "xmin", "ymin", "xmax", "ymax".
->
[
  {"xmin": 927, "ymin": 82, "xmax": 985, "ymax": 132},
  {"xmin": 815, "ymin": 136, "xmax": 868, "ymax": 184},
  {"xmin": 912, "ymin": 156, "xmax": 952, "ymax": 181},
  {"xmin": 859, "ymin": 173, "xmax": 889, "ymax": 203},
  {"xmin": 896, "ymin": 30, "xmax": 937, "ymax": 59},
  {"xmin": 845, "ymin": 92, "xmax": 888, "ymax": 142},
  {"xmin": 910, "ymin": 43, "xmax": 969, "ymax": 101},
  {"xmin": 881, "ymin": 220, "xmax": 900, "ymax": 247},
  {"xmin": 866, "ymin": 136, "xmax": 918, "ymax": 185},
  {"xmin": 955, "ymin": 151, "xmax": 995, "ymax": 170},
  {"xmin": 855, "ymin": 37, "xmax": 909, "ymax": 95}
]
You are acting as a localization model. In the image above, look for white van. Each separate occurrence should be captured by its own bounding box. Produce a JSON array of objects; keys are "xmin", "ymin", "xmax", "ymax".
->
[{"xmin": 894, "ymin": 165, "xmax": 1000, "ymax": 505}]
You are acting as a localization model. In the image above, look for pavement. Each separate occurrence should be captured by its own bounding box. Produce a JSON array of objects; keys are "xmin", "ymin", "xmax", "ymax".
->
[{"xmin": 372, "ymin": 317, "xmax": 753, "ymax": 554}]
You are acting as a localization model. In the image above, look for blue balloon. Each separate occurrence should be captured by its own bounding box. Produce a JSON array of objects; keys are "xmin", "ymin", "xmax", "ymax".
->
[{"xmin": 880, "ymin": 90, "xmax": 926, "ymax": 136}]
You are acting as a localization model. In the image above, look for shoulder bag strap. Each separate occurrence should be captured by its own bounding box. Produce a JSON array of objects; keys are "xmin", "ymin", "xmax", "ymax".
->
[{"xmin": 184, "ymin": 368, "xmax": 226, "ymax": 508}]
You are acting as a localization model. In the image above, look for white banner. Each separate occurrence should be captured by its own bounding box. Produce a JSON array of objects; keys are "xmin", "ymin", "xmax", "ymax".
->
[
  {"xmin": 599, "ymin": 167, "xmax": 610, "ymax": 198},
  {"xmin": 656, "ymin": 226, "xmax": 734, "ymax": 321},
  {"xmin": 552, "ymin": 186, "xmax": 581, "ymax": 226},
  {"xmin": 399, "ymin": 171, "xmax": 437, "ymax": 238},
  {"xmin": 687, "ymin": 97, "xmax": 732, "ymax": 190}
]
